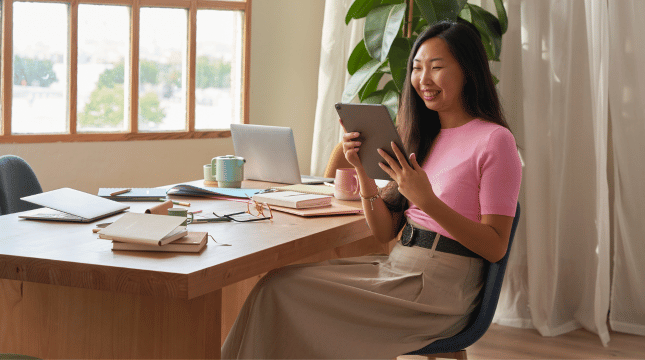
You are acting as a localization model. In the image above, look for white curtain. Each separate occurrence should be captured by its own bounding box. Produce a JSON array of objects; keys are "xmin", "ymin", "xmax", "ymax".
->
[
  {"xmin": 310, "ymin": 0, "xmax": 363, "ymax": 176},
  {"xmin": 313, "ymin": 0, "xmax": 645, "ymax": 345},
  {"xmin": 608, "ymin": 0, "xmax": 645, "ymax": 337}
]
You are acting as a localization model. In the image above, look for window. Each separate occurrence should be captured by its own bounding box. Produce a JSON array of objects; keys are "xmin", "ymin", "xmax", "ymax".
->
[{"xmin": 0, "ymin": 0, "xmax": 251, "ymax": 143}]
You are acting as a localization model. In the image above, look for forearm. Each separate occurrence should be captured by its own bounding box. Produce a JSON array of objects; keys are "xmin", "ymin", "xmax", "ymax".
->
[
  {"xmin": 356, "ymin": 168, "xmax": 395, "ymax": 243},
  {"xmin": 417, "ymin": 197, "xmax": 508, "ymax": 263}
]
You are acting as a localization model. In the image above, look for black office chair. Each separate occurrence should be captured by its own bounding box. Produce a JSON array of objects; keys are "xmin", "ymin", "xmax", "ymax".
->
[
  {"xmin": 0, "ymin": 155, "xmax": 43, "ymax": 215},
  {"xmin": 404, "ymin": 203, "xmax": 521, "ymax": 360}
]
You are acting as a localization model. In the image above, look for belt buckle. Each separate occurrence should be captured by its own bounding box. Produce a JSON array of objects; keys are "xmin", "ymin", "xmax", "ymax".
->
[{"xmin": 401, "ymin": 224, "xmax": 414, "ymax": 246}]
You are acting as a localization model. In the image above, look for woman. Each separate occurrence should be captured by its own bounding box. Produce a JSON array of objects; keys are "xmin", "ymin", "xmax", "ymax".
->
[{"xmin": 222, "ymin": 20, "xmax": 521, "ymax": 359}]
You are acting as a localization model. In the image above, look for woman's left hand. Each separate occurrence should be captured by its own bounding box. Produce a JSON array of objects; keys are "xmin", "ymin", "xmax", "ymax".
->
[{"xmin": 377, "ymin": 142, "xmax": 437, "ymax": 207}]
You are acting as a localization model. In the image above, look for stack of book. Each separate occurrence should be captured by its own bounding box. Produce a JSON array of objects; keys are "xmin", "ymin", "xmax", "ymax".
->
[
  {"xmin": 251, "ymin": 191, "xmax": 332, "ymax": 209},
  {"xmin": 98, "ymin": 213, "xmax": 207, "ymax": 253}
]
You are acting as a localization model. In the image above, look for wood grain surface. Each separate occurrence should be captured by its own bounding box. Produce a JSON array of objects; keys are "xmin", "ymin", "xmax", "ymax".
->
[{"xmin": 0, "ymin": 179, "xmax": 386, "ymax": 358}]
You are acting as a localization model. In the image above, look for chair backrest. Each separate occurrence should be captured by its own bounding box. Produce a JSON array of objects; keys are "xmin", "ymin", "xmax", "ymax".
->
[
  {"xmin": 0, "ymin": 155, "xmax": 43, "ymax": 215},
  {"xmin": 405, "ymin": 202, "xmax": 521, "ymax": 356}
]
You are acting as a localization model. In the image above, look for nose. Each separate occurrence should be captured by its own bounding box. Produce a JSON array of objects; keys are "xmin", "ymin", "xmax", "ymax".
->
[{"xmin": 418, "ymin": 68, "xmax": 433, "ymax": 86}]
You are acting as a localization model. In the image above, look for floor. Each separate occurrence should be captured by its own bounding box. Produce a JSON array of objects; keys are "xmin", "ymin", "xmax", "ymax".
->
[{"xmin": 399, "ymin": 324, "xmax": 645, "ymax": 359}]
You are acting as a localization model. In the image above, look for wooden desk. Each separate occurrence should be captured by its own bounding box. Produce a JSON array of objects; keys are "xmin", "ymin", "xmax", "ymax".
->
[{"xmin": 0, "ymin": 181, "xmax": 385, "ymax": 359}]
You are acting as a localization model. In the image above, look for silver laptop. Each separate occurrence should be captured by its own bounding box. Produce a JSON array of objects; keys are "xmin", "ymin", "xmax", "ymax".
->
[
  {"xmin": 19, "ymin": 187, "xmax": 130, "ymax": 223},
  {"xmin": 230, "ymin": 124, "xmax": 334, "ymax": 185}
]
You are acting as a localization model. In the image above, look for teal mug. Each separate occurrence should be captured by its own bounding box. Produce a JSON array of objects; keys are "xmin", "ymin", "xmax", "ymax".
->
[{"xmin": 212, "ymin": 155, "xmax": 246, "ymax": 188}]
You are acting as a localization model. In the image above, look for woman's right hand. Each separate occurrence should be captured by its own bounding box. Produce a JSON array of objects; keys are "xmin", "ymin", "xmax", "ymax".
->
[{"xmin": 339, "ymin": 118, "xmax": 364, "ymax": 170}]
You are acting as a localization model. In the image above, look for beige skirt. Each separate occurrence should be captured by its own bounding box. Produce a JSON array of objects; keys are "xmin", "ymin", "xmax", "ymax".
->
[{"xmin": 222, "ymin": 232, "xmax": 485, "ymax": 359}]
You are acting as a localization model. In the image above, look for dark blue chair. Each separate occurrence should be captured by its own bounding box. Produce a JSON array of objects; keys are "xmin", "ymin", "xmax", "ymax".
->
[
  {"xmin": 0, "ymin": 155, "xmax": 43, "ymax": 215},
  {"xmin": 404, "ymin": 203, "xmax": 521, "ymax": 359}
]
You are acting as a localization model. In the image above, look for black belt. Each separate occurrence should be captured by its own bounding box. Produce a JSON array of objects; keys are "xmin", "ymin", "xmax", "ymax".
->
[{"xmin": 401, "ymin": 222, "xmax": 482, "ymax": 258}]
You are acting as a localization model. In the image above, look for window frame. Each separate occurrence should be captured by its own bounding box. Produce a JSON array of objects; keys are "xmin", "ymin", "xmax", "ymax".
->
[{"xmin": 0, "ymin": 0, "xmax": 251, "ymax": 144}]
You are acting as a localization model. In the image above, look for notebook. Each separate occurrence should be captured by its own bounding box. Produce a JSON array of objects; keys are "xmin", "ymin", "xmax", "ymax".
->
[
  {"xmin": 230, "ymin": 124, "xmax": 335, "ymax": 185},
  {"xmin": 19, "ymin": 187, "xmax": 130, "ymax": 223},
  {"xmin": 98, "ymin": 187, "xmax": 167, "ymax": 201}
]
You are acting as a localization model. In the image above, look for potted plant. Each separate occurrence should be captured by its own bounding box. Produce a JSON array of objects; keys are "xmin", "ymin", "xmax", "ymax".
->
[{"xmin": 342, "ymin": 0, "xmax": 508, "ymax": 120}]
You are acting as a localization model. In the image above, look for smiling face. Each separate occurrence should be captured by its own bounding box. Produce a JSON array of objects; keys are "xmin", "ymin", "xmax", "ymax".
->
[{"xmin": 411, "ymin": 37, "xmax": 466, "ymax": 117}]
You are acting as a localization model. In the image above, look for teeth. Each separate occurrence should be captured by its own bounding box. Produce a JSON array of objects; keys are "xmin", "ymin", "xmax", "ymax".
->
[{"xmin": 423, "ymin": 90, "xmax": 441, "ymax": 98}]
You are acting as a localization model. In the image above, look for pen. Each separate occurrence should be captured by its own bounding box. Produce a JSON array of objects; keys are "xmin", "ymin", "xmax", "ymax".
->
[
  {"xmin": 110, "ymin": 188, "xmax": 132, "ymax": 196},
  {"xmin": 189, "ymin": 210, "xmax": 202, "ymax": 214},
  {"xmin": 160, "ymin": 199, "xmax": 191, "ymax": 207}
]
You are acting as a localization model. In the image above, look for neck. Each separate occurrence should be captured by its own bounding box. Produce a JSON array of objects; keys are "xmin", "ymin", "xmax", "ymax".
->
[{"xmin": 438, "ymin": 110, "xmax": 475, "ymax": 129}]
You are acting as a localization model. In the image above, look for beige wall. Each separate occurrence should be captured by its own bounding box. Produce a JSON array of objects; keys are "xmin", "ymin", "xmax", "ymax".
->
[{"xmin": 0, "ymin": 0, "xmax": 326, "ymax": 193}]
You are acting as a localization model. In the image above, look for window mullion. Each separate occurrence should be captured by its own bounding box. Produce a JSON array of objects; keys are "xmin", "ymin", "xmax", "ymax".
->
[
  {"xmin": 2, "ymin": 0, "xmax": 14, "ymax": 136},
  {"xmin": 130, "ymin": 0, "xmax": 140, "ymax": 133},
  {"xmin": 187, "ymin": 0, "xmax": 196, "ymax": 131},
  {"xmin": 69, "ymin": 0, "xmax": 79, "ymax": 134}
]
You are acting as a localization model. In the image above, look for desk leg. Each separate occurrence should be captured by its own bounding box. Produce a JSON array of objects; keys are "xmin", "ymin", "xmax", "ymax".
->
[{"xmin": 0, "ymin": 279, "xmax": 221, "ymax": 359}]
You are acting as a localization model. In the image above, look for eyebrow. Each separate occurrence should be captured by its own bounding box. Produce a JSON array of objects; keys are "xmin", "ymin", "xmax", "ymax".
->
[{"xmin": 414, "ymin": 57, "xmax": 444, "ymax": 62}]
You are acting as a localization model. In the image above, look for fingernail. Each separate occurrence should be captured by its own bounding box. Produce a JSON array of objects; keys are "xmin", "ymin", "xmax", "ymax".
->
[{"xmin": 410, "ymin": 153, "xmax": 416, "ymax": 159}]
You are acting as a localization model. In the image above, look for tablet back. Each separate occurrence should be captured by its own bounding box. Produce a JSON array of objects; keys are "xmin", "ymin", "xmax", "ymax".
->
[{"xmin": 335, "ymin": 103, "xmax": 408, "ymax": 180}]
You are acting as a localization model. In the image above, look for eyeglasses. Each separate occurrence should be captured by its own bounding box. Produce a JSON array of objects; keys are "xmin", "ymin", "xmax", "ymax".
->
[{"xmin": 212, "ymin": 199, "xmax": 273, "ymax": 222}]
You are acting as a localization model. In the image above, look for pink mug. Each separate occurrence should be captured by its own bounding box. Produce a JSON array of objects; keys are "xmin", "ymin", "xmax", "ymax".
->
[{"xmin": 334, "ymin": 168, "xmax": 360, "ymax": 200}]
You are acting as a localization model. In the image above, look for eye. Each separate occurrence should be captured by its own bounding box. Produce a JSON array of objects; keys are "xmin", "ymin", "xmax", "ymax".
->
[
  {"xmin": 412, "ymin": 66, "xmax": 421, "ymax": 71},
  {"xmin": 432, "ymin": 66, "xmax": 442, "ymax": 70}
]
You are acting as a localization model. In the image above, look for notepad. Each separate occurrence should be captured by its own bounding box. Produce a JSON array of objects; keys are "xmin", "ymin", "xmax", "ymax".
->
[
  {"xmin": 252, "ymin": 191, "xmax": 332, "ymax": 209},
  {"xmin": 98, "ymin": 213, "xmax": 188, "ymax": 246},
  {"xmin": 98, "ymin": 188, "xmax": 168, "ymax": 201},
  {"xmin": 270, "ymin": 203, "xmax": 363, "ymax": 217},
  {"xmin": 270, "ymin": 184, "xmax": 336, "ymax": 196},
  {"xmin": 112, "ymin": 231, "xmax": 208, "ymax": 252}
]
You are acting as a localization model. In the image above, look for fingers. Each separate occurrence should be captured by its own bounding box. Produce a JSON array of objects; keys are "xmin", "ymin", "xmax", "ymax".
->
[
  {"xmin": 390, "ymin": 142, "xmax": 411, "ymax": 170},
  {"xmin": 377, "ymin": 148, "xmax": 400, "ymax": 173},
  {"xmin": 408, "ymin": 153, "xmax": 421, "ymax": 170}
]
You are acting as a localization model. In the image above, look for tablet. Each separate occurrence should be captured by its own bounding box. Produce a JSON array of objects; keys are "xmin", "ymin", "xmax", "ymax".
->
[{"xmin": 335, "ymin": 103, "xmax": 409, "ymax": 180}]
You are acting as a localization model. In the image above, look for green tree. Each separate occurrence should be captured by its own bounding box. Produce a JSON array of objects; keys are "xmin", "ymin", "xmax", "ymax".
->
[
  {"xmin": 78, "ymin": 61, "xmax": 167, "ymax": 128},
  {"xmin": 78, "ymin": 85, "xmax": 125, "ymax": 127},
  {"xmin": 13, "ymin": 55, "xmax": 58, "ymax": 87},
  {"xmin": 196, "ymin": 56, "xmax": 231, "ymax": 89},
  {"xmin": 140, "ymin": 60, "xmax": 159, "ymax": 85},
  {"xmin": 139, "ymin": 91, "xmax": 166, "ymax": 124},
  {"xmin": 97, "ymin": 62, "xmax": 125, "ymax": 89}
]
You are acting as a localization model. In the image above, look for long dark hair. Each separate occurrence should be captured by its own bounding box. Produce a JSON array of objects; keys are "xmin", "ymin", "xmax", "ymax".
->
[{"xmin": 382, "ymin": 20, "xmax": 511, "ymax": 216}]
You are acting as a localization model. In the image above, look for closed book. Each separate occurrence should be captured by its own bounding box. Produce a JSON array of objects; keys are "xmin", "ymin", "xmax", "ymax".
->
[
  {"xmin": 112, "ymin": 232, "xmax": 208, "ymax": 253},
  {"xmin": 252, "ymin": 191, "xmax": 332, "ymax": 209},
  {"xmin": 98, "ymin": 187, "xmax": 168, "ymax": 201},
  {"xmin": 98, "ymin": 212, "xmax": 188, "ymax": 246},
  {"xmin": 270, "ymin": 203, "xmax": 363, "ymax": 217},
  {"xmin": 270, "ymin": 184, "xmax": 335, "ymax": 196}
]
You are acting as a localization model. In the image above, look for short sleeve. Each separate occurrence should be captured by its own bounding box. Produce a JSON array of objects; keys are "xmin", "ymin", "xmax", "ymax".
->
[{"xmin": 478, "ymin": 127, "xmax": 522, "ymax": 216}]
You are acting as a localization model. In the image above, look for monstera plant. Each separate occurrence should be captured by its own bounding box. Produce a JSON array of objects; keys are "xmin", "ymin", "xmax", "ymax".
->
[{"xmin": 342, "ymin": 0, "xmax": 508, "ymax": 120}]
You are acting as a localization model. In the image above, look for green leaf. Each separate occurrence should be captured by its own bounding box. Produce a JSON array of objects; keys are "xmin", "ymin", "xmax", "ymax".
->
[
  {"xmin": 346, "ymin": 0, "xmax": 381, "ymax": 25},
  {"xmin": 383, "ymin": 79, "xmax": 398, "ymax": 94},
  {"xmin": 359, "ymin": 72, "xmax": 385, "ymax": 101},
  {"xmin": 388, "ymin": 37, "xmax": 411, "ymax": 92},
  {"xmin": 430, "ymin": 0, "xmax": 464, "ymax": 21},
  {"xmin": 459, "ymin": 5, "xmax": 471, "ymax": 22},
  {"xmin": 492, "ymin": 74, "xmax": 499, "ymax": 85},
  {"xmin": 348, "ymin": 40, "xmax": 372, "ymax": 75},
  {"xmin": 364, "ymin": 4, "xmax": 407, "ymax": 61},
  {"xmin": 363, "ymin": 90, "xmax": 386, "ymax": 104},
  {"xmin": 465, "ymin": 4, "xmax": 502, "ymax": 61},
  {"xmin": 493, "ymin": 0, "xmax": 508, "ymax": 34},
  {"xmin": 343, "ymin": 59, "xmax": 386, "ymax": 103},
  {"xmin": 413, "ymin": 0, "xmax": 437, "ymax": 24},
  {"xmin": 382, "ymin": 89, "xmax": 400, "ymax": 120}
]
